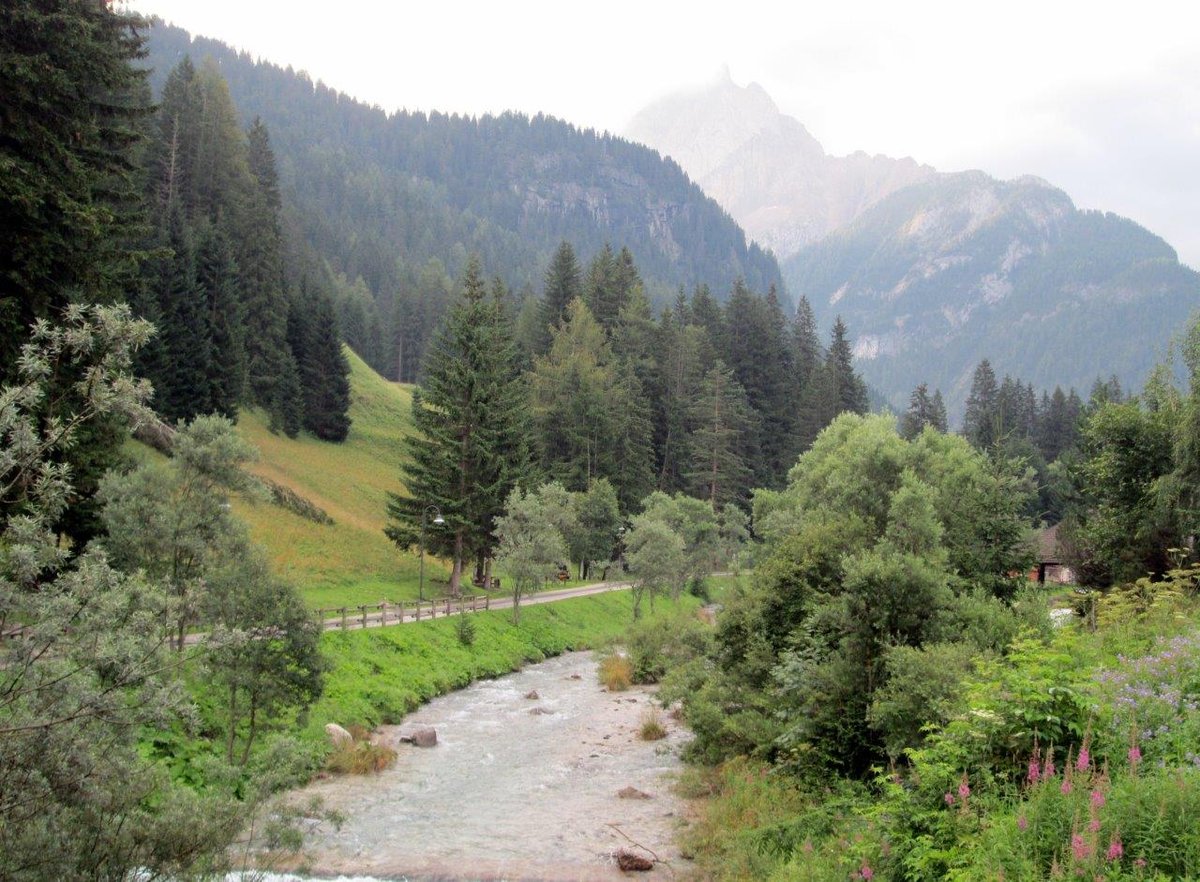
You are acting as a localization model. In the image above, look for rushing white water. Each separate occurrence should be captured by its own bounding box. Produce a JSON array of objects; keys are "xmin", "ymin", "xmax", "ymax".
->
[{"xmin": 270, "ymin": 651, "xmax": 687, "ymax": 881}]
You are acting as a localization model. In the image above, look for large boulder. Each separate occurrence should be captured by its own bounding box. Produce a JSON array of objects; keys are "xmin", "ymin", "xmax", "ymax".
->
[
  {"xmin": 399, "ymin": 726, "xmax": 438, "ymax": 747},
  {"xmin": 615, "ymin": 850, "xmax": 654, "ymax": 871},
  {"xmin": 324, "ymin": 723, "xmax": 353, "ymax": 747}
]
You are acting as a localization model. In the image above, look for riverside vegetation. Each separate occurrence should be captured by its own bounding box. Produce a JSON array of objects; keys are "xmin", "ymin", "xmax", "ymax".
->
[{"xmin": 5, "ymin": 3, "xmax": 1200, "ymax": 880}]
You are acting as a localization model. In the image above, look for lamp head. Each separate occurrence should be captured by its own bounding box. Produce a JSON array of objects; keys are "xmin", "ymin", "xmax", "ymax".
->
[{"xmin": 433, "ymin": 514, "xmax": 445, "ymax": 526}]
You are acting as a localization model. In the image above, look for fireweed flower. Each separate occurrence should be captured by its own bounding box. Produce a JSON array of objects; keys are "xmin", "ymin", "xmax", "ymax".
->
[
  {"xmin": 1028, "ymin": 757, "xmax": 1041, "ymax": 784},
  {"xmin": 944, "ymin": 791, "xmax": 955, "ymax": 806},
  {"xmin": 1077, "ymin": 745, "xmax": 1091, "ymax": 771},
  {"xmin": 1071, "ymin": 833, "xmax": 1091, "ymax": 862},
  {"xmin": 1017, "ymin": 815, "xmax": 1028, "ymax": 832},
  {"xmin": 958, "ymin": 774, "xmax": 970, "ymax": 801},
  {"xmin": 1107, "ymin": 837, "xmax": 1124, "ymax": 861},
  {"xmin": 860, "ymin": 864, "xmax": 874, "ymax": 880},
  {"xmin": 1043, "ymin": 756, "xmax": 1056, "ymax": 780},
  {"xmin": 1091, "ymin": 790, "xmax": 1106, "ymax": 809},
  {"xmin": 1128, "ymin": 745, "xmax": 1142, "ymax": 766}
]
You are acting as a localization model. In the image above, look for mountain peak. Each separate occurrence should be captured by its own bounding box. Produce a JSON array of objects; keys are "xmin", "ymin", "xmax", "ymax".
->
[{"xmin": 625, "ymin": 79, "xmax": 934, "ymax": 258}]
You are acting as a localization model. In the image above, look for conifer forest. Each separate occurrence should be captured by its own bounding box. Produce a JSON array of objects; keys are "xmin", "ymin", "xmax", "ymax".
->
[{"xmin": 2, "ymin": 3, "xmax": 1199, "ymax": 880}]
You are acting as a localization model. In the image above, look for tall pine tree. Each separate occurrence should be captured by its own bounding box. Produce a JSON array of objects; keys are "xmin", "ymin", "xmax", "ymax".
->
[{"xmin": 385, "ymin": 256, "xmax": 528, "ymax": 594}]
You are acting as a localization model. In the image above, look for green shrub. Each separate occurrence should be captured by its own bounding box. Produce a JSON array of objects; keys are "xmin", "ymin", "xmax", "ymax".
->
[{"xmin": 626, "ymin": 610, "xmax": 713, "ymax": 684}]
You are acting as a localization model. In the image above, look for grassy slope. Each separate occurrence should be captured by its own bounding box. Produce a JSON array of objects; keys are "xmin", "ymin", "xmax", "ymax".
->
[
  {"xmin": 224, "ymin": 349, "xmax": 589, "ymax": 609},
  {"xmin": 230, "ymin": 349, "xmax": 439, "ymax": 608}
]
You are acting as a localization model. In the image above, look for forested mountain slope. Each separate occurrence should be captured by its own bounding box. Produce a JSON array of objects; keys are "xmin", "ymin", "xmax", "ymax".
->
[
  {"xmin": 143, "ymin": 24, "xmax": 782, "ymax": 333},
  {"xmin": 784, "ymin": 172, "xmax": 1200, "ymax": 417}
]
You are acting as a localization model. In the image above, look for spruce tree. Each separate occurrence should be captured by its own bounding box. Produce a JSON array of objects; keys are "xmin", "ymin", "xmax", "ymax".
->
[
  {"xmin": 154, "ymin": 207, "xmax": 212, "ymax": 422},
  {"xmin": 196, "ymin": 222, "xmax": 245, "ymax": 419},
  {"xmin": 790, "ymin": 295, "xmax": 824, "ymax": 390},
  {"xmin": 537, "ymin": 241, "xmax": 582, "ymax": 353},
  {"xmin": 296, "ymin": 284, "xmax": 352, "ymax": 441},
  {"xmin": 687, "ymin": 360, "xmax": 757, "ymax": 507},
  {"xmin": 900, "ymin": 383, "xmax": 934, "ymax": 440},
  {"xmin": 929, "ymin": 389, "xmax": 949, "ymax": 434},
  {"xmin": 825, "ymin": 316, "xmax": 869, "ymax": 416},
  {"xmin": 385, "ymin": 256, "xmax": 528, "ymax": 594},
  {"xmin": 238, "ymin": 119, "xmax": 292, "ymax": 426},
  {"xmin": 963, "ymin": 359, "xmax": 1000, "ymax": 449},
  {"xmin": 653, "ymin": 315, "xmax": 705, "ymax": 493},
  {"xmin": 0, "ymin": 0, "xmax": 151, "ymax": 378}
]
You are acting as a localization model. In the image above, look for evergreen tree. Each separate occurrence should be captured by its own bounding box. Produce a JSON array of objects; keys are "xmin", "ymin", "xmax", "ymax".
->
[
  {"xmin": 529, "ymin": 299, "xmax": 653, "ymax": 509},
  {"xmin": 687, "ymin": 360, "xmax": 757, "ymax": 507},
  {"xmin": 287, "ymin": 281, "xmax": 352, "ymax": 441},
  {"xmin": 238, "ymin": 118, "xmax": 293, "ymax": 426},
  {"xmin": 653, "ymin": 315, "xmax": 706, "ymax": 493},
  {"xmin": 385, "ymin": 256, "xmax": 528, "ymax": 594},
  {"xmin": 537, "ymin": 241, "xmax": 582, "ymax": 353},
  {"xmin": 196, "ymin": 222, "xmax": 245, "ymax": 418},
  {"xmin": 929, "ymin": 389, "xmax": 949, "ymax": 433},
  {"xmin": 963, "ymin": 359, "xmax": 1000, "ymax": 449},
  {"xmin": 790, "ymin": 295, "xmax": 824, "ymax": 391},
  {"xmin": 0, "ymin": 0, "xmax": 151, "ymax": 378},
  {"xmin": 154, "ymin": 207, "xmax": 212, "ymax": 422},
  {"xmin": 722, "ymin": 281, "xmax": 794, "ymax": 486},
  {"xmin": 584, "ymin": 243, "xmax": 638, "ymax": 335},
  {"xmin": 825, "ymin": 316, "xmax": 869, "ymax": 416},
  {"xmin": 900, "ymin": 383, "xmax": 938, "ymax": 440}
]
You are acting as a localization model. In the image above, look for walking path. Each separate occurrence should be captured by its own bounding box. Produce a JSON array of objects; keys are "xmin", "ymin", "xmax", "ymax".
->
[{"xmin": 315, "ymin": 578, "xmax": 636, "ymax": 633}]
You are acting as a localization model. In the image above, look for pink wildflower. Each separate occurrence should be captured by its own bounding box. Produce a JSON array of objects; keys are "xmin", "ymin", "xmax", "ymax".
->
[
  {"xmin": 1091, "ymin": 790, "xmax": 1106, "ymax": 809},
  {"xmin": 1077, "ymin": 746, "xmax": 1091, "ymax": 771},
  {"xmin": 1028, "ymin": 757, "xmax": 1041, "ymax": 784},
  {"xmin": 1134, "ymin": 858, "xmax": 1146, "ymax": 868},
  {"xmin": 860, "ymin": 864, "xmax": 875, "ymax": 881},
  {"xmin": 944, "ymin": 791, "xmax": 955, "ymax": 806},
  {"xmin": 802, "ymin": 840, "xmax": 814, "ymax": 854},
  {"xmin": 1017, "ymin": 815, "xmax": 1029, "ymax": 832},
  {"xmin": 1128, "ymin": 745, "xmax": 1142, "ymax": 766},
  {"xmin": 1043, "ymin": 756, "xmax": 1057, "ymax": 779},
  {"xmin": 1106, "ymin": 838, "xmax": 1124, "ymax": 861},
  {"xmin": 1061, "ymin": 778, "xmax": 1073, "ymax": 795},
  {"xmin": 958, "ymin": 774, "xmax": 971, "ymax": 801},
  {"xmin": 1072, "ymin": 833, "xmax": 1092, "ymax": 862},
  {"xmin": 1089, "ymin": 817, "xmax": 1101, "ymax": 833}
]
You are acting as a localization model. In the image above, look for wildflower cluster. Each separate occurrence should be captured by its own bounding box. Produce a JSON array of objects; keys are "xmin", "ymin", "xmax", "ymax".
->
[{"xmin": 1093, "ymin": 633, "xmax": 1200, "ymax": 765}]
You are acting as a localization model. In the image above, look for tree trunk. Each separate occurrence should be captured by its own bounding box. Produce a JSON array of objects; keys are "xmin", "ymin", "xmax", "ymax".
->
[
  {"xmin": 226, "ymin": 684, "xmax": 238, "ymax": 764},
  {"xmin": 450, "ymin": 530, "xmax": 464, "ymax": 596}
]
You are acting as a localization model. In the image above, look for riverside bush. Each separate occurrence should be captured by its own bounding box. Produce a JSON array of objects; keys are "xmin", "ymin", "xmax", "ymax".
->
[{"xmin": 598, "ymin": 652, "xmax": 633, "ymax": 691}]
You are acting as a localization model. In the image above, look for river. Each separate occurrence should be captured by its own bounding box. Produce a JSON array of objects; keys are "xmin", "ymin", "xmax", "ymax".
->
[{"xmin": 265, "ymin": 651, "xmax": 688, "ymax": 882}]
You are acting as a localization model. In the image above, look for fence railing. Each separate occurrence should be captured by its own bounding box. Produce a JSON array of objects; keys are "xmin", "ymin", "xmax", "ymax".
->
[{"xmin": 314, "ymin": 594, "xmax": 491, "ymax": 631}]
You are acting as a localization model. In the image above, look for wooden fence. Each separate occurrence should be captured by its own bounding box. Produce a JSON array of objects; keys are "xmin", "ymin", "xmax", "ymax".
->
[{"xmin": 314, "ymin": 594, "xmax": 491, "ymax": 631}]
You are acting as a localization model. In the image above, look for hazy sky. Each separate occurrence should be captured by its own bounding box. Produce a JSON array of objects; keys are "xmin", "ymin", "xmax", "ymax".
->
[{"xmin": 126, "ymin": 0, "xmax": 1199, "ymax": 268}]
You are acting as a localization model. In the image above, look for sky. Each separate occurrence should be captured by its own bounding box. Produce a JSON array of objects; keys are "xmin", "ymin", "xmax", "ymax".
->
[{"xmin": 126, "ymin": 0, "xmax": 1200, "ymax": 268}]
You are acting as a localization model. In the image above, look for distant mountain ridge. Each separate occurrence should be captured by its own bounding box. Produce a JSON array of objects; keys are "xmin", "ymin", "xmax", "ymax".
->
[
  {"xmin": 626, "ymin": 70, "xmax": 936, "ymax": 258},
  {"xmin": 784, "ymin": 172, "xmax": 1200, "ymax": 417},
  {"xmin": 143, "ymin": 23, "xmax": 783, "ymax": 306},
  {"xmin": 627, "ymin": 75, "xmax": 1199, "ymax": 418}
]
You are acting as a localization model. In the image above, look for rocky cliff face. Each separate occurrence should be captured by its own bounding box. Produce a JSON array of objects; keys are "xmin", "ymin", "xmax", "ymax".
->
[
  {"xmin": 625, "ymin": 71, "xmax": 935, "ymax": 258},
  {"xmin": 784, "ymin": 172, "xmax": 1200, "ymax": 419}
]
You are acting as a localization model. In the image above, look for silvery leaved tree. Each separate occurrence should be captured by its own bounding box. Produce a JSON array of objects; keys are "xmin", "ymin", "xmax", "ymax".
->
[{"xmin": 0, "ymin": 305, "xmax": 244, "ymax": 879}]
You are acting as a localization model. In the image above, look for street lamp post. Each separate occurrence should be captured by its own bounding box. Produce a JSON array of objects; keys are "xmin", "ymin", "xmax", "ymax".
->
[{"xmin": 419, "ymin": 505, "xmax": 445, "ymax": 603}]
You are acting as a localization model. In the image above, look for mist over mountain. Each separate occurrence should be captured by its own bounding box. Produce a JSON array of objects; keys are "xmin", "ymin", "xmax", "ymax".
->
[
  {"xmin": 626, "ymin": 69, "xmax": 936, "ymax": 259},
  {"xmin": 143, "ymin": 23, "xmax": 783, "ymax": 309},
  {"xmin": 628, "ymin": 74, "xmax": 1199, "ymax": 418}
]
